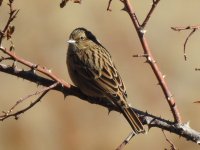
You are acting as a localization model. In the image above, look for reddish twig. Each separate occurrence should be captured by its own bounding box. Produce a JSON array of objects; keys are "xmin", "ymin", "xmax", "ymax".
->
[
  {"xmin": 171, "ymin": 25, "xmax": 200, "ymax": 61},
  {"xmin": 0, "ymin": 82, "xmax": 59, "ymax": 121},
  {"xmin": 0, "ymin": 0, "xmax": 19, "ymax": 45},
  {"xmin": 183, "ymin": 28, "xmax": 196, "ymax": 61},
  {"xmin": 121, "ymin": 0, "xmax": 181, "ymax": 123},
  {"xmin": 0, "ymin": 47, "xmax": 71, "ymax": 88},
  {"xmin": 171, "ymin": 25, "xmax": 200, "ymax": 31},
  {"xmin": 141, "ymin": 0, "xmax": 161, "ymax": 28},
  {"xmin": 162, "ymin": 130, "xmax": 177, "ymax": 150}
]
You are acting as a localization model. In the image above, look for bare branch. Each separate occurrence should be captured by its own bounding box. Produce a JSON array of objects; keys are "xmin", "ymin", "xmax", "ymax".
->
[
  {"xmin": 171, "ymin": 25, "xmax": 200, "ymax": 31},
  {"xmin": 0, "ymin": 82, "xmax": 59, "ymax": 121},
  {"xmin": 121, "ymin": 0, "xmax": 182, "ymax": 123},
  {"xmin": 171, "ymin": 25, "xmax": 200, "ymax": 61},
  {"xmin": 0, "ymin": 0, "xmax": 19, "ymax": 45},
  {"xmin": 183, "ymin": 28, "xmax": 196, "ymax": 61},
  {"xmin": 0, "ymin": 47, "xmax": 71, "ymax": 88},
  {"xmin": 0, "ymin": 63, "xmax": 200, "ymax": 144},
  {"xmin": 141, "ymin": 0, "xmax": 161, "ymax": 28},
  {"xmin": 0, "ymin": 82, "xmax": 58, "ymax": 121}
]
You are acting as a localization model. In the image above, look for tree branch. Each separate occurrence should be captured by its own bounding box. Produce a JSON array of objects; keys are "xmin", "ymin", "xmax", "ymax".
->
[
  {"xmin": 171, "ymin": 25, "xmax": 200, "ymax": 61},
  {"xmin": 0, "ymin": 82, "xmax": 58, "ymax": 121},
  {"xmin": 141, "ymin": 0, "xmax": 161, "ymax": 28},
  {"xmin": 1, "ymin": 0, "xmax": 200, "ymax": 148},
  {"xmin": 0, "ymin": 47, "xmax": 71, "ymax": 88},
  {"xmin": 0, "ymin": 63, "xmax": 200, "ymax": 144},
  {"xmin": 120, "ymin": 0, "xmax": 182, "ymax": 123}
]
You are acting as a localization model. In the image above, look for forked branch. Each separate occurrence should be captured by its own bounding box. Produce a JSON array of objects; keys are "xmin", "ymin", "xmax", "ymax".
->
[
  {"xmin": 119, "ymin": 0, "xmax": 181, "ymax": 123},
  {"xmin": 171, "ymin": 25, "xmax": 200, "ymax": 61}
]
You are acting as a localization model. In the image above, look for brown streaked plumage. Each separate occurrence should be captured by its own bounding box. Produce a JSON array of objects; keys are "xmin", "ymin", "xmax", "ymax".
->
[{"xmin": 67, "ymin": 27, "xmax": 144, "ymax": 134}]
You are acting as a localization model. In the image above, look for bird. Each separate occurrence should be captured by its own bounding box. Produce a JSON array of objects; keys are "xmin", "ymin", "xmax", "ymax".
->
[{"xmin": 66, "ymin": 27, "xmax": 145, "ymax": 134}]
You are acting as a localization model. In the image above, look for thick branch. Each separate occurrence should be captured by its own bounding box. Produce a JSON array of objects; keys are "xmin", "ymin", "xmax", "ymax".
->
[{"xmin": 0, "ymin": 63, "xmax": 200, "ymax": 144}]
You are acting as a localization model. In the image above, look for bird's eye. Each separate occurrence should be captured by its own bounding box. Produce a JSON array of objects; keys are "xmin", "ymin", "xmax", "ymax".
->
[{"xmin": 80, "ymin": 36, "xmax": 85, "ymax": 40}]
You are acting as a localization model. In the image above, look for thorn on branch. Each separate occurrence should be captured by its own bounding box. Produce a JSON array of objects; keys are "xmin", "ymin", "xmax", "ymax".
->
[
  {"xmin": 30, "ymin": 64, "xmax": 38, "ymax": 74},
  {"xmin": 107, "ymin": 107, "xmax": 112, "ymax": 115},
  {"xmin": 121, "ymin": 7, "xmax": 128, "ymax": 12},
  {"xmin": 163, "ymin": 74, "xmax": 166, "ymax": 79},
  {"xmin": 146, "ymin": 56, "xmax": 156, "ymax": 63},
  {"xmin": 48, "ymin": 69, "xmax": 52, "ymax": 73},
  {"xmin": 0, "ymin": 82, "xmax": 59, "ymax": 121},
  {"xmin": 133, "ymin": 54, "xmax": 149, "ymax": 58},
  {"xmin": 14, "ymin": 115, "xmax": 19, "ymax": 120},
  {"xmin": 183, "ymin": 28, "xmax": 197, "ymax": 61},
  {"xmin": 167, "ymin": 95, "xmax": 173, "ymax": 101},
  {"xmin": 9, "ymin": 0, "xmax": 14, "ymax": 3}
]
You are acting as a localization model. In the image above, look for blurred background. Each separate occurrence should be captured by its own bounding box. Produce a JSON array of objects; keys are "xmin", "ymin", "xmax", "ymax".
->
[{"xmin": 1, "ymin": 0, "xmax": 200, "ymax": 149}]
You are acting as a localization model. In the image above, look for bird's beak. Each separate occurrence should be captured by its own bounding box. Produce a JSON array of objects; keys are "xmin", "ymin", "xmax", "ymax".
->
[{"xmin": 67, "ymin": 39, "xmax": 76, "ymax": 44}]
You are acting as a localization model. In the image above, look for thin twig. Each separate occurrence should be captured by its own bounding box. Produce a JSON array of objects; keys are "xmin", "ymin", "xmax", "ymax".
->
[
  {"xmin": 0, "ymin": 47, "xmax": 71, "ymax": 88},
  {"xmin": 121, "ymin": 0, "xmax": 182, "ymax": 123},
  {"xmin": 0, "ymin": 56, "xmax": 12, "ymax": 62},
  {"xmin": 183, "ymin": 28, "xmax": 196, "ymax": 61},
  {"xmin": 0, "ymin": 82, "xmax": 59, "ymax": 121},
  {"xmin": 162, "ymin": 130, "xmax": 177, "ymax": 150},
  {"xmin": 141, "ymin": 0, "xmax": 161, "ymax": 28},
  {"xmin": 171, "ymin": 25, "xmax": 200, "ymax": 60},
  {"xmin": 171, "ymin": 25, "xmax": 200, "ymax": 31},
  {"xmin": 107, "ymin": 0, "xmax": 113, "ymax": 11},
  {"xmin": 116, "ymin": 131, "xmax": 135, "ymax": 150},
  {"xmin": 0, "ymin": 0, "xmax": 19, "ymax": 44}
]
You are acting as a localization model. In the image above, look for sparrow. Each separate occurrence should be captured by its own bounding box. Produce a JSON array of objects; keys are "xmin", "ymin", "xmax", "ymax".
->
[{"xmin": 66, "ymin": 27, "xmax": 144, "ymax": 134}]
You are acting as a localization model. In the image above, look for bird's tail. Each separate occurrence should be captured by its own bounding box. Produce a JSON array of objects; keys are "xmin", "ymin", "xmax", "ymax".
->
[{"xmin": 121, "ymin": 106, "xmax": 145, "ymax": 134}]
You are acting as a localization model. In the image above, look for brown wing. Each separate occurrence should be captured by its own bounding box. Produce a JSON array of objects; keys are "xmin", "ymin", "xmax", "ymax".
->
[
  {"xmin": 72, "ymin": 42, "xmax": 127, "ymax": 100},
  {"xmin": 68, "ymin": 41, "xmax": 145, "ymax": 133}
]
